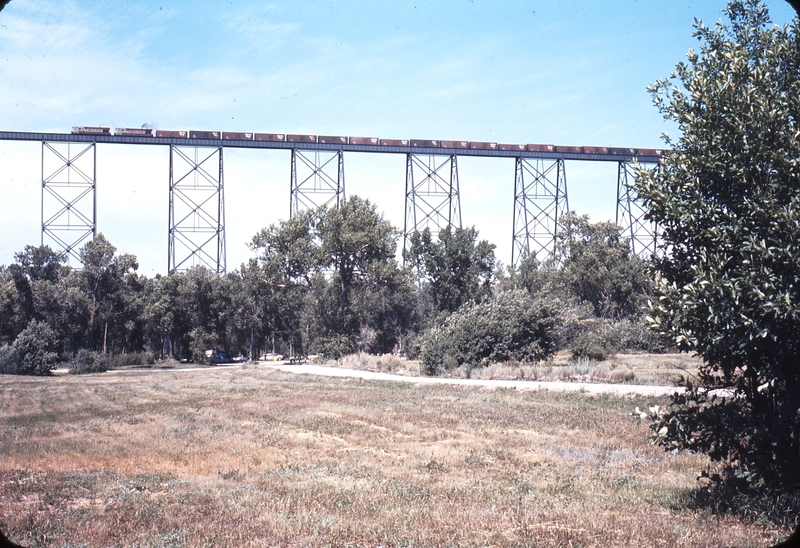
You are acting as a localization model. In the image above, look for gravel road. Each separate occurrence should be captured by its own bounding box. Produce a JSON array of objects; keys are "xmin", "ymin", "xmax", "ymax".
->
[{"xmin": 263, "ymin": 363, "xmax": 683, "ymax": 397}]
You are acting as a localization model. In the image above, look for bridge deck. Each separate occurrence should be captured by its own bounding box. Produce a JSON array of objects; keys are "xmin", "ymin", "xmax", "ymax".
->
[{"xmin": 0, "ymin": 131, "xmax": 662, "ymax": 163}]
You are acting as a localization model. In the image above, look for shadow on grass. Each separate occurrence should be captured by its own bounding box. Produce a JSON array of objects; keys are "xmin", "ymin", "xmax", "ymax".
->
[{"xmin": 674, "ymin": 483, "xmax": 800, "ymax": 546}]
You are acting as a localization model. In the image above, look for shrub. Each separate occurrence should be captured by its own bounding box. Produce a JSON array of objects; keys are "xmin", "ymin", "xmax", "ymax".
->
[
  {"xmin": 418, "ymin": 290, "xmax": 558, "ymax": 375},
  {"xmin": 315, "ymin": 334, "xmax": 357, "ymax": 360},
  {"xmin": 569, "ymin": 319, "xmax": 665, "ymax": 360},
  {"xmin": 69, "ymin": 349, "xmax": 109, "ymax": 375},
  {"xmin": 0, "ymin": 320, "xmax": 59, "ymax": 375}
]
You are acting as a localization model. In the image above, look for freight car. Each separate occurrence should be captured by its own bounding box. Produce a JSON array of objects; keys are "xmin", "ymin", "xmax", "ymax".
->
[
  {"xmin": 255, "ymin": 133, "xmax": 286, "ymax": 142},
  {"xmin": 72, "ymin": 126, "xmax": 111, "ymax": 135},
  {"xmin": 115, "ymin": 127, "xmax": 152, "ymax": 136},
  {"xmin": 69, "ymin": 126, "xmax": 664, "ymax": 160},
  {"xmin": 222, "ymin": 132, "xmax": 253, "ymax": 140}
]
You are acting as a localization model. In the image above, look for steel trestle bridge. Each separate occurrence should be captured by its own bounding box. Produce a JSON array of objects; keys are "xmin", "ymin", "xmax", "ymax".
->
[{"xmin": 0, "ymin": 130, "xmax": 661, "ymax": 274}]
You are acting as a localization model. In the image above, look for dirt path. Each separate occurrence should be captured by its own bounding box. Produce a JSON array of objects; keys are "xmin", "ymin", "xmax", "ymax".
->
[{"xmin": 263, "ymin": 363, "xmax": 683, "ymax": 397}]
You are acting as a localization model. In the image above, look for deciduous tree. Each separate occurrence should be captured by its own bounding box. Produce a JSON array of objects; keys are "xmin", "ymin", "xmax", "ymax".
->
[{"xmin": 637, "ymin": 0, "xmax": 800, "ymax": 519}]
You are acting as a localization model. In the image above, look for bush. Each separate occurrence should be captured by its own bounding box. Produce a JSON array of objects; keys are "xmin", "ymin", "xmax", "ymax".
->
[
  {"xmin": 0, "ymin": 320, "xmax": 59, "ymax": 376},
  {"xmin": 315, "ymin": 334, "xmax": 357, "ymax": 360},
  {"xmin": 418, "ymin": 290, "xmax": 558, "ymax": 375},
  {"xmin": 69, "ymin": 350, "xmax": 156, "ymax": 375},
  {"xmin": 69, "ymin": 349, "xmax": 109, "ymax": 375},
  {"xmin": 569, "ymin": 323, "xmax": 615, "ymax": 361},
  {"xmin": 569, "ymin": 319, "xmax": 666, "ymax": 360}
]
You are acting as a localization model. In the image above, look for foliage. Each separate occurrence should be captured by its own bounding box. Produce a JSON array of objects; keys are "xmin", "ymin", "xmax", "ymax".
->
[
  {"xmin": 636, "ymin": 0, "xmax": 800, "ymax": 507},
  {"xmin": 406, "ymin": 226, "xmax": 496, "ymax": 315},
  {"xmin": 556, "ymin": 213, "xmax": 652, "ymax": 320},
  {"xmin": 569, "ymin": 318, "xmax": 665, "ymax": 361},
  {"xmin": 0, "ymin": 320, "xmax": 60, "ymax": 375},
  {"xmin": 68, "ymin": 349, "xmax": 109, "ymax": 375},
  {"xmin": 252, "ymin": 195, "xmax": 414, "ymax": 357},
  {"xmin": 69, "ymin": 349, "xmax": 157, "ymax": 374},
  {"xmin": 418, "ymin": 290, "xmax": 558, "ymax": 375}
]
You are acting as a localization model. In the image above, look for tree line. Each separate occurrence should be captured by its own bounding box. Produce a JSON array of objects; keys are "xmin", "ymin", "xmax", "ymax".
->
[{"xmin": 0, "ymin": 195, "xmax": 657, "ymax": 375}]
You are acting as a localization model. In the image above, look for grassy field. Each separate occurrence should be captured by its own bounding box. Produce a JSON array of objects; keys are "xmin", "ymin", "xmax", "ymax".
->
[{"xmin": 0, "ymin": 364, "xmax": 791, "ymax": 547}]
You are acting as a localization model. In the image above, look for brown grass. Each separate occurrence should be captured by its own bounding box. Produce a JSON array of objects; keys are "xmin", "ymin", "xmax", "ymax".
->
[{"xmin": 0, "ymin": 364, "xmax": 790, "ymax": 547}]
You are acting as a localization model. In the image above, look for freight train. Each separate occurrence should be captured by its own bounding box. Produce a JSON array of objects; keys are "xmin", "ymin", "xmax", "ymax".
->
[{"xmin": 70, "ymin": 126, "xmax": 664, "ymax": 157}]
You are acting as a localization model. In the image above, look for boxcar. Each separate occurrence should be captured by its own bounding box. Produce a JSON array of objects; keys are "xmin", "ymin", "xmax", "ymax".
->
[
  {"xmin": 114, "ymin": 127, "xmax": 152, "ymax": 136},
  {"xmin": 255, "ymin": 133, "xmax": 285, "ymax": 142},
  {"xmin": 287, "ymin": 134, "xmax": 317, "ymax": 143},
  {"xmin": 155, "ymin": 130, "xmax": 188, "ymax": 138},
  {"xmin": 582, "ymin": 146, "xmax": 609, "ymax": 154},
  {"xmin": 72, "ymin": 126, "xmax": 110, "ymax": 135},
  {"xmin": 527, "ymin": 144, "xmax": 555, "ymax": 153},
  {"xmin": 555, "ymin": 145, "xmax": 583, "ymax": 154},
  {"xmin": 222, "ymin": 132, "xmax": 254, "ymax": 140},
  {"xmin": 349, "ymin": 137, "xmax": 379, "ymax": 146},
  {"xmin": 440, "ymin": 140, "xmax": 469, "ymax": 149},
  {"xmin": 469, "ymin": 141, "xmax": 497, "ymax": 150},
  {"xmin": 189, "ymin": 130, "xmax": 220, "ymax": 139},
  {"xmin": 609, "ymin": 147, "xmax": 637, "ymax": 156},
  {"xmin": 380, "ymin": 139, "xmax": 409, "ymax": 147},
  {"xmin": 410, "ymin": 139, "xmax": 439, "ymax": 148},
  {"xmin": 318, "ymin": 135, "xmax": 348, "ymax": 145},
  {"xmin": 498, "ymin": 143, "xmax": 526, "ymax": 152},
  {"xmin": 637, "ymin": 148, "xmax": 663, "ymax": 157}
]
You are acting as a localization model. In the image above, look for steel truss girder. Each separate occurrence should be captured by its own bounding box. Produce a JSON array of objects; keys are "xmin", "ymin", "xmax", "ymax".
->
[
  {"xmin": 290, "ymin": 149, "xmax": 345, "ymax": 217},
  {"xmin": 512, "ymin": 157, "xmax": 569, "ymax": 266},
  {"xmin": 403, "ymin": 153, "xmax": 462, "ymax": 256},
  {"xmin": 616, "ymin": 161, "xmax": 658, "ymax": 258},
  {"xmin": 168, "ymin": 145, "xmax": 226, "ymax": 275},
  {"xmin": 41, "ymin": 141, "xmax": 97, "ymax": 264}
]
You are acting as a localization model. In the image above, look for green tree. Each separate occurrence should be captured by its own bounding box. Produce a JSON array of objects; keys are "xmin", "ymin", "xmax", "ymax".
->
[
  {"xmin": 406, "ymin": 226, "xmax": 496, "ymax": 315},
  {"xmin": 78, "ymin": 234, "xmax": 139, "ymax": 352},
  {"xmin": 637, "ymin": 0, "xmax": 800, "ymax": 518},
  {"xmin": 556, "ymin": 213, "xmax": 651, "ymax": 320},
  {"xmin": 252, "ymin": 196, "xmax": 408, "ymax": 357}
]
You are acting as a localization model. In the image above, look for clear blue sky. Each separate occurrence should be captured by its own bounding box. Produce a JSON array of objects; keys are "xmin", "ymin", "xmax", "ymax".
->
[{"xmin": 1, "ymin": 0, "xmax": 796, "ymax": 275}]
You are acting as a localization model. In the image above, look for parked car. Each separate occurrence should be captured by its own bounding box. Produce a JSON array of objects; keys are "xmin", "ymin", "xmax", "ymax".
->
[
  {"xmin": 231, "ymin": 354, "xmax": 249, "ymax": 363},
  {"xmin": 209, "ymin": 353, "xmax": 228, "ymax": 365}
]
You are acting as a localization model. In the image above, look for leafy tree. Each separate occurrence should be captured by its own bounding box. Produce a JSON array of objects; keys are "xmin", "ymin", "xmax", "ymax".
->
[
  {"xmin": 78, "ymin": 234, "xmax": 139, "ymax": 352},
  {"xmin": 406, "ymin": 226, "xmax": 496, "ymax": 315},
  {"xmin": 556, "ymin": 213, "xmax": 651, "ymax": 320},
  {"xmin": 14, "ymin": 245, "xmax": 67, "ymax": 283},
  {"xmin": 252, "ymin": 196, "xmax": 408, "ymax": 357},
  {"xmin": 637, "ymin": 0, "xmax": 800, "ymax": 518},
  {"xmin": 317, "ymin": 196, "xmax": 399, "ymax": 323}
]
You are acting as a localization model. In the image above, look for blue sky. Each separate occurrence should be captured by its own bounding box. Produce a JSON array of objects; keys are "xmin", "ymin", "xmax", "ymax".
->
[{"xmin": 1, "ymin": 0, "xmax": 797, "ymax": 275}]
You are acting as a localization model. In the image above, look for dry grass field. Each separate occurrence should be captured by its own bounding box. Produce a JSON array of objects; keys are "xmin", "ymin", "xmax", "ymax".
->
[{"xmin": 0, "ymin": 364, "xmax": 791, "ymax": 547}]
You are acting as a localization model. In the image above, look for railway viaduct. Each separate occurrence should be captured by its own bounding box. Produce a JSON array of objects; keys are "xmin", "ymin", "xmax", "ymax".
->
[{"xmin": 0, "ymin": 130, "xmax": 661, "ymax": 275}]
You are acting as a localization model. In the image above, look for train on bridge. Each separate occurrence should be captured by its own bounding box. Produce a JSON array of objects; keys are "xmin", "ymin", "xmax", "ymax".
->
[{"xmin": 71, "ymin": 126, "xmax": 664, "ymax": 158}]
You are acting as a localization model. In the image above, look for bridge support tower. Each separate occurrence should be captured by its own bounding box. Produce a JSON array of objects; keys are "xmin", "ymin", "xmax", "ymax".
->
[
  {"xmin": 168, "ymin": 145, "xmax": 226, "ymax": 275},
  {"xmin": 616, "ymin": 160, "xmax": 658, "ymax": 258},
  {"xmin": 403, "ymin": 153, "xmax": 462, "ymax": 257},
  {"xmin": 41, "ymin": 141, "xmax": 97, "ymax": 264},
  {"xmin": 511, "ymin": 157, "xmax": 569, "ymax": 267},
  {"xmin": 290, "ymin": 149, "xmax": 345, "ymax": 217}
]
